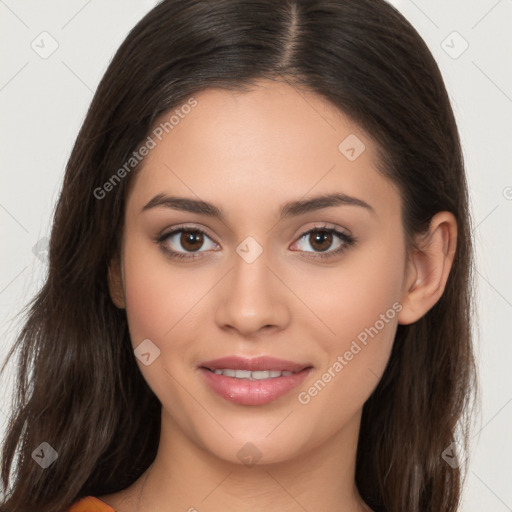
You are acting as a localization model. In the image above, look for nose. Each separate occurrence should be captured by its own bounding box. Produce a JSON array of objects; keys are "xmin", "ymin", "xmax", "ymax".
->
[{"xmin": 214, "ymin": 244, "xmax": 290, "ymax": 338}]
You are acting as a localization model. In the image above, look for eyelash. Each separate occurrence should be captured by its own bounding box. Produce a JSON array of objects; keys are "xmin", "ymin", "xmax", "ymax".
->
[{"xmin": 156, "ymin": 224, "xmax": 356, "ymax": 262}]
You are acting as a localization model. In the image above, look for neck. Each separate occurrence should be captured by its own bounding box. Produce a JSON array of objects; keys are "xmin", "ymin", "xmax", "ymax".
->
[{"xmin": 127, "ymin": 408, "xmax": 371, "ymax": 512}]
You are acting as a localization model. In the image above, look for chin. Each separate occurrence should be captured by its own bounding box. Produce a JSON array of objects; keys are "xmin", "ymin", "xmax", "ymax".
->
[
  {"xmin": 210, "ymin": 437, "xmax": 308, "ymax": 467},
  {"xmin": 188, "ymin": 419, "xmax": 316, "ymax": 467}
]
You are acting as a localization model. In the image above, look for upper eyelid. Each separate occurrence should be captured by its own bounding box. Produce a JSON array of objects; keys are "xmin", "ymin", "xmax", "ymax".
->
[
  {"xmin": 295, "ymin": 223, "xmax": 352, "ymax": 238},
  {"xmin": 160, "ymin": 223, "xmax": 216, "ymax": 239}
]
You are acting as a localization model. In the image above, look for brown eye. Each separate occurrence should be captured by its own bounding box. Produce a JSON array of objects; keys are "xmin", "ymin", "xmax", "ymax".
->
[
  {"xmin": 291, "ymin": 226, "xmax": 355, "ymax": 260},
  {"xmin": 308, "ymin": 230, "xmax": 333, "ymax": 252},
  {"xmin": 180, "ymin": 230, "xmax": 204, "ymax": 252},
  {"xmin": 159, "ymin": 227, "xmax": 219, "ymax": 259}
]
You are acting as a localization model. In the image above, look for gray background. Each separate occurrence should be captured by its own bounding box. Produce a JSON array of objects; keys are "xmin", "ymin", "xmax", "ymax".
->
[{"xmin": 1, "ymin": 0, "xmax": 511, "ymax": 509}]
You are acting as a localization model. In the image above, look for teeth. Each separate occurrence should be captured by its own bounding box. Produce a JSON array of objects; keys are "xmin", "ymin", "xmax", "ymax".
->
[
  {"xmin": 252, "ymin": 370, "xmax": 270, "ymax": 380},
  {"xmin": 210, "ymin": 369, "xmax": 296, "ymax": 379}
]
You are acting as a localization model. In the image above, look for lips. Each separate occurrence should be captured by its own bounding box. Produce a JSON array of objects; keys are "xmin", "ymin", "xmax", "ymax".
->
[{"xmin": 199, "ymin": 356, "xmax": 313, "ymax": 406}]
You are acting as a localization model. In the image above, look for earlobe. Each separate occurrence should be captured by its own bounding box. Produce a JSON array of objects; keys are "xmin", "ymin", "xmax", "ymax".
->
[
  {"xmin": 108, "ymin": 255, "xmax": 126, "ymax": 309},
  {"xmin": 398, "ymin": 212, "xmax": 457, "ymax": 325}
]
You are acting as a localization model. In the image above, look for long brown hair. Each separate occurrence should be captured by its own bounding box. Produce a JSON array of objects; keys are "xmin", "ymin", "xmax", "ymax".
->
[{"xmin": 0, "ymin": 1, "xmax": 476, "ymax": 511}]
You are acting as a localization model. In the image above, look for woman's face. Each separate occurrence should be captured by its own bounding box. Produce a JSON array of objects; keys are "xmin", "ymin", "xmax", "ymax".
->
[{"xmin": 115, "ymin": 80, "xmax": 411, "ymax": 465}]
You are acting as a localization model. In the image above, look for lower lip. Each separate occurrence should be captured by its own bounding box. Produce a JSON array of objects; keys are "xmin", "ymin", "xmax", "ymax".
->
[{"xmin": 199, "ymin": 367, "xmax": 312, "ymax": 406}]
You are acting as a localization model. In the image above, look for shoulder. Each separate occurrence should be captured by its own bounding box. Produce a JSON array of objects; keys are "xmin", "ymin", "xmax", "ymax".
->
[{"xmin": 66, "ymin": 496, "xmax": 116, "ymax": 512}]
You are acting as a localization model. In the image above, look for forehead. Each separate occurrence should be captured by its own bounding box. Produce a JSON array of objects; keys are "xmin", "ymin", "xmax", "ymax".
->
[{"xmin": 126, "ymin": 80, "xmax": 400, "ymax": 222}]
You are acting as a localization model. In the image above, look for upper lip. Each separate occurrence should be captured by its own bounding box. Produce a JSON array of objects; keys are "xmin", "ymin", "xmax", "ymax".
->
[{"xmin": 200, "ymin": 356, "xmax": 312, "ymax": 373}]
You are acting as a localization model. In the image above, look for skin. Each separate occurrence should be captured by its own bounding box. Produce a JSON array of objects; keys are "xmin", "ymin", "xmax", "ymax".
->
[{"xmin": 102, "ymin": 79, "xmax": 457, "ymax": 512}]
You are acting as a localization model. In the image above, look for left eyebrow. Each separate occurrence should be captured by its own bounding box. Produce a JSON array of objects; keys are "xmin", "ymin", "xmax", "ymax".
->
[
  {"xmin": 141, "ymin": 192, "xmax": 375, "ymax": 219},
  {"xmin": 279, "ymin": 192, "xmax": 375, "ymax": 218}
]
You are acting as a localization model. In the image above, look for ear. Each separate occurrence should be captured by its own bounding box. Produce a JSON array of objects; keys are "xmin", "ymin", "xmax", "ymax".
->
[
  {"xmin": 398, "ymin": 212, "xmax": 457, "ymax": 325},
  {"xmin": 108, "ymin": 254, "xmax": 126, "ymax": 309}
]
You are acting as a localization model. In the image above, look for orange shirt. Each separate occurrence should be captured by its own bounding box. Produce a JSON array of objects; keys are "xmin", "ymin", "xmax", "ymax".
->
[{"xmin": 67, "ymin": 496, "xmax": 116, "ymax": 512}]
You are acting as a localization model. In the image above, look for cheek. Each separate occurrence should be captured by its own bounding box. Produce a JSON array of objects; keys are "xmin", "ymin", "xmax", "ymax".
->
[
  {"xmin": 293, "ymin": 236, "xmax": 404, "ymax": 405},
  {"xmin": 121, "ymin": 235, "xmax": 209, "ymax": 346},
  {"xmin": 294, "ymin": 233, "xmax": 405, "ymax": 345},
  {"xmin": 120, "ymin": 239, "xmax": 205, "ymax": 408}
]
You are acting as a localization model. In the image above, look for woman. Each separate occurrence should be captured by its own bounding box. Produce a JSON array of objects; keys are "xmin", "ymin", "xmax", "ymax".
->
[{"xmin": 0, "ymin": 0, "xmax": 476, "ymax": 511}]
